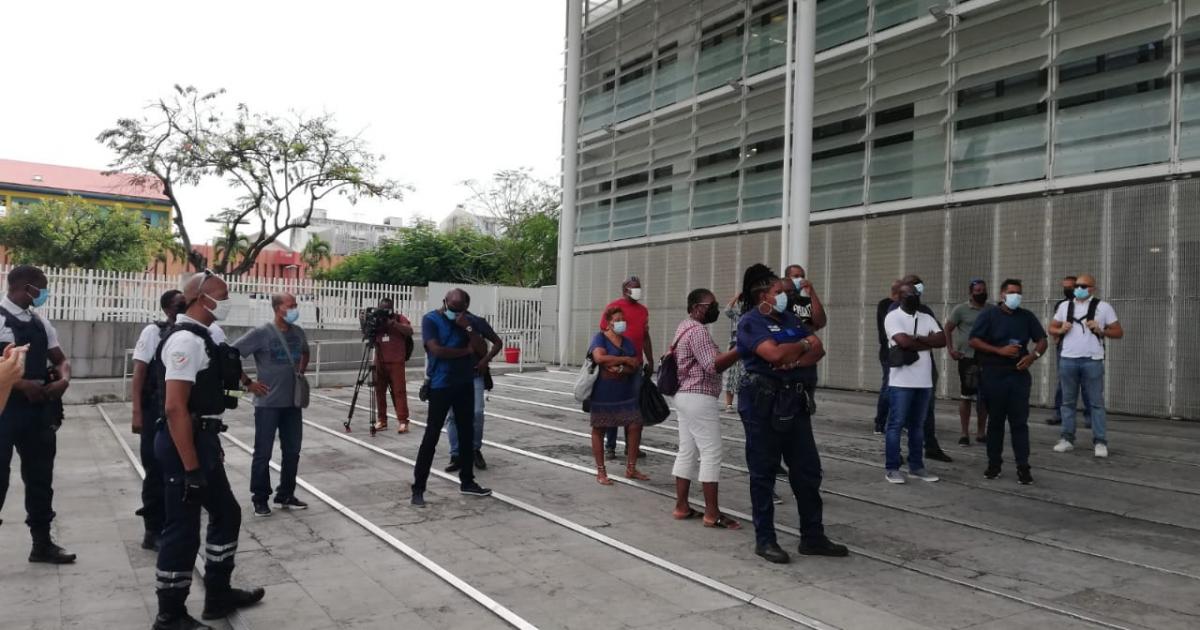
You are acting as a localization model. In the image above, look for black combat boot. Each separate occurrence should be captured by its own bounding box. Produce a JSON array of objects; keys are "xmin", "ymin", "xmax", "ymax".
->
[
  {"xmin": 152, "ymin": 589, "xmax": 212, "ymax": 630},
  {"xmin": 29, "ymin": 529, "xmax": 76, "ymax": 564},
  {"xmin": 201, "ymin": 586, "xmax": 265, "ymax": 620}
]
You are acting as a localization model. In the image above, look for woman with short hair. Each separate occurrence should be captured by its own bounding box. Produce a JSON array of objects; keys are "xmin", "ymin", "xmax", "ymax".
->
[{"xmin": 588, "ymin": 307, "xmax": 648, "ymax": 484}]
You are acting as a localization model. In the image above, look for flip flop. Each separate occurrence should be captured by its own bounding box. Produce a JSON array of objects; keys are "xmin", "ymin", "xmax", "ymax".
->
[
  {"xmin": 396, "ymin": 423, "xmax": 409, "ymax": 434},
  {"xmin": 703, "ymin": 514, "xmax": 742, "ymax": 530},
  {"xmin": 673, "ymin": 508, "xmax": 703, "ymax": 521}
]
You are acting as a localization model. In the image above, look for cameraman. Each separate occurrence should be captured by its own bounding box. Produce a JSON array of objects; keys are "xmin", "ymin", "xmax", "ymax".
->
[{"xmin": 371, "ymin": 298, "xmax": 413, "ymax": 433}]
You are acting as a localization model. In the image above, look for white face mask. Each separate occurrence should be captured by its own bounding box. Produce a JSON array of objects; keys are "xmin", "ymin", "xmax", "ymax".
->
[
  {"xmin": 205, "ymin": 294, "xmax": 232, "ymax": 321},
  {"xmin": 628, "ymin": 288, "xmax": 643, "ymax": 302}
]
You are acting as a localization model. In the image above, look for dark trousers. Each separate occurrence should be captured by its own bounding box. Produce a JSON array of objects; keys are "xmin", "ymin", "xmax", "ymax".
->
[
  {"xmin": 924, "ymin": 363, "xmax": 942, "ymax": 452},
  {"xmin": 155, "ymin": 426, "xmax": 241, "ymax": 614},
  {"xmin": 738, "ymin": 383, "xmax": 825, "ymax": 548},
  {"xmin": 140, "ymin": 417, "xmax": 165, "ymax": 534},
  {"xmin": 0, "ymin": 401, "xmax": 56, "ymax": 534},
  {"xmin": 981, "ymin": 368, "xmax": 1032, "ymax": 467},
  {"xmin": 874, "ymin": 360, "xmax": 890, "ymax": 431},
  {"xmin": 412, "ymin": 382, "xmax": 475, "ymax": 494},
  {"xmin": 251, "ymin": 407, "xmax": 303, "ymax": 503}
]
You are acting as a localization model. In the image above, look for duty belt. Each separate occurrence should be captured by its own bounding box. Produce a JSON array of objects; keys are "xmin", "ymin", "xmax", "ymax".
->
[
  {"xmin": 193, "ymin": 416, "xmax": 228, "ymax": 433},
  {"xmin": 744, "ymin": 373, "xmax": 802, "ymax": 393}
]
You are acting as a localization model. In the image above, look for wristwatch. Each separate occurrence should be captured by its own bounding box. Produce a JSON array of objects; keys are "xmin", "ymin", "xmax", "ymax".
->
[
  {"xmin": 465, "ymin": 325, "xmax": 474, "ymax": 333},
  {"xmin": 1032, "ymin": 350, "xmax": 1042, "ymax": 359}
]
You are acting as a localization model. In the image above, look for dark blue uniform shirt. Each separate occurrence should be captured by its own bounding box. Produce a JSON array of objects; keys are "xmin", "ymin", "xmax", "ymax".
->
[
  {"xmin": 736, "ymin": 308, "xmax": 812, "ymax": 381},
  {"xmin": 968, "ymin": 305, "xmax": 1046, "ymax": 369}
]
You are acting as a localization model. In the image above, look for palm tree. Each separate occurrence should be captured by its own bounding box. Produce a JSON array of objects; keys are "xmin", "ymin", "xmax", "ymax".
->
[
  {"xmin": 301, "ymin": 234, "xmax": 333, "ymax": 275},
  {"xmin": 213, "ymin": 226, "xmax": 250, "ymax": 272}
]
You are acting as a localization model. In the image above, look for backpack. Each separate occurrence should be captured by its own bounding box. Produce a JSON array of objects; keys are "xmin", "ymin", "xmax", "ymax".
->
[{"xmin": 1066, "ymin": 298, "xmax": 1104, "ymax": 341}]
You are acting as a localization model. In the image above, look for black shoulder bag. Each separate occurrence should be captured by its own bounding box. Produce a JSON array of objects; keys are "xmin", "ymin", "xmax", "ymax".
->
[{"xmin": 886, "ymin": 316, "xmax": 921, "ymax": 368}]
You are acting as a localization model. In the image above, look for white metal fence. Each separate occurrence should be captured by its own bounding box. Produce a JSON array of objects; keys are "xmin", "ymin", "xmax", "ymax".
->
[{"xmin": 11, "ymin": 267, "xmax": 422, "ymax": 331}]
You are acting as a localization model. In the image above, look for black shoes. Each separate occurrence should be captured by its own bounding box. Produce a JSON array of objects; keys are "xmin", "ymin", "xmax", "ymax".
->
[
  {"xmin": 274, "ymin": 496, "xmax": 308, "ymax": 510},
  {"xmin": 604, "ymin": 448, "xmax": 617, "ymax": 460},
  {"xmin": 411, "ymin": 491, "xmax": 426, "ymax": 507},
  {"xmin": 984, "ymin": 464, "xmax": 1002, "ymax": 480},
  {"xmin": 474, "ymin": 450, "xmax": 487, "ymax": 471},
  {"xmin": 1017, "ymin": 465, "xmax": 1034, "ymax": 486},
  {"xmin": 152, "ymin": 612, "xmax": 213, "ymax": 630},
  {"xmin": 29, "ymin": 540, "xmax": 76, "ymax": 564},
  {"xmin": 201, "ymin": 587, "xmax": 266, "ymax": 620},
  {"xmin": 958, "ymin": 436, "xmax": 970, "ymax": 447},
  {"xmin": 252, "ymin": 502, "xmax": 271, "ymax": 517},
  {"xmin": 799, "ymin": 539, "xmax": 850, "ymax": 557},
  {"xmin": 755, "ymin": 542, "xmax": 790, "ymax": 564},
  {"xmin": 445, "ymin": 457, "xmax": 462, "ymax": 473},
  {"xmin": 460, "ymin": 482, "xmax": 493, "ymax": 497},
  {"xmin": 925, "ymin": 449, "xmax": 953, "ymax": 463},
  {"xmin": 1046, "ymin": 417, "xmax": 1062, "ymax": 425},
  {"xmin": 142, "ymin": 531, "xmax": 160, "ymax": 551}
]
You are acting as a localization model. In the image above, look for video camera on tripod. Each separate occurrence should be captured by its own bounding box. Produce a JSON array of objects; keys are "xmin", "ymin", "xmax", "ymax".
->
[
  {"xmin": 345, "ymin": 306, "xmax": 413, "ymax": 435},
  {"xmin": 359, "ymin": 306, "xmax": 392, "ymax": 340}
]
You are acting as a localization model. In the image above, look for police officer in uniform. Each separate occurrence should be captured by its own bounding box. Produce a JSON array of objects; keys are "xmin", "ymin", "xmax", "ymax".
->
[
  {"xmin": 132, "ymin": 289, "xmax": 187, "ymax": 551},
  {"xmin": 0, "ymin": 264, "xmax": 75, "ymax": 564},
  {"xmin": 735, "ymin": 264, "xmax": 847, "ymax": 564},
  {"xmin": 153, "ymin": 272, "xmax": 263, "ymax": 630}
]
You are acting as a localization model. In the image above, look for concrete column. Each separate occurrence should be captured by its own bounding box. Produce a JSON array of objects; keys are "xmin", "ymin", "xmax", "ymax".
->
[
  {"xmin": 557, "ymin": 0, "xmax": 583, "ymax": 365},
  {"xmin": 785, "ymin": 0, "xmax": 817, "ymax": 269}
]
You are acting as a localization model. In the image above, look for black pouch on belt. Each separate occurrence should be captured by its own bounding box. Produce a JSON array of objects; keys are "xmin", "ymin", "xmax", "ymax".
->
[{"xmin": 771, "ymin": 387, "xmax": 801, "ymax": 432}]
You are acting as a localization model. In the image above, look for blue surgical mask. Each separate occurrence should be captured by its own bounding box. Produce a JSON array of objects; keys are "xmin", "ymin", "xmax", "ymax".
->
[
  {"xmin": 445, "ymin": 309, "xmax": 460, "ymax": 321},
  {"xmin": 1074, "ymin": 287, "xmax": 1090, "ymax": 300},
  {"xmin": 30, "ymin": 288, "xmax": 49, "ymax": 308},
  {"xmin": 1004, "ymin": 293, "xmax": 1022, "ymax": 310},
  {"xmin": 773, "ymin": 292, "xmax": 789, "ymax": 313},
  {"xmin": 284, "ymin": 308, "xmax": 300, "ymax": 324},
  {"xmin": 914, "ymin": 282, "xmax": 925, "ymax": 296},
  {"xmin": 792, "ymin": 277, "xmax": 804, "ymax": 291},
  {"xmin": 612, "ymin": 321, "xmax": 628, "ymax": 334}
]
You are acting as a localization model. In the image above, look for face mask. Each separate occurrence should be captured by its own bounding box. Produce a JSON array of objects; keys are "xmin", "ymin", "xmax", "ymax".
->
[
  {"xmin": 914, "ymin": 282, "xmax": 925, "ymax": 296},
  {"xmin": 29, "ymin": 287, "xmax": 49, "ymax": 308},
  {"xmin": 972, "ymin": 292, "xmax": 988, "ymax": 305},
  {"xmin": 791, "ymin": 277, "xmax": 804, "ymax": 291},
  {"xmin": 205, "ymin": 295, "xmax": 231, "ymax": 321},
  {"xmin": 284, "ymin": 308, "xmax": 300, "ymax": 324},
  {"xmin": 1074, "ymin": 287, "xmax": 1090, "ymax": 300},
  {"xmin": 1063, "ymin": 287, "xmax": 1074, "ymax": 300},
  {"xmin": 772, "ymin": 292, "xmax": 788, "ymax": 314},
  {"xmin": 628, "ymin": 288, "xmax": 643, "ymax": 302},
  {"xmin": 612, "ymin": 321, "xmax": 628, "ymax": 334},
  {"xmin": 445, "ymin": 309, "xmax": 460, "ymax": 321},
  {"xmin": 701, "ymin": 303, "xmax": 719, "ymax": 325},
  {"xmin": 1004, "ymin": 293, "xmax": 1022, "ymax": 310},
  {"xmin": 902, "ymin": 294, "xmax": 921, "ymax": 312}
]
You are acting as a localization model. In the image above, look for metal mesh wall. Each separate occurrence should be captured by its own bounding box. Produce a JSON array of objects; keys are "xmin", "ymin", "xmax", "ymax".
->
[{"xmin": 570, "ymin": 179, "xmax": 1200, "ymax": 419}]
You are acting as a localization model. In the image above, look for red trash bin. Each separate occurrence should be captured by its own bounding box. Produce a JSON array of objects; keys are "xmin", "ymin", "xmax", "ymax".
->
[{"xmin": 504, "ymin": 347, "xmax": 521, "ymax": 364}]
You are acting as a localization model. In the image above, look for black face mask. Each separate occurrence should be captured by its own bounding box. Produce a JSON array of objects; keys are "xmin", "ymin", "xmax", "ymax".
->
[
  {"xmin": 902, "ymin": 294, "xmax": 921, "ymax": 313},
  {"xmin": 972, "ymin": 292, "xmax": 988, "ymax": 305},
  {"xmin": 697, "ymin": 303, "xmax": 719, "ymax": 325},
  {"xmin": 1063, "ymin": 287, "xmax": 1074, "ymax": 300}
]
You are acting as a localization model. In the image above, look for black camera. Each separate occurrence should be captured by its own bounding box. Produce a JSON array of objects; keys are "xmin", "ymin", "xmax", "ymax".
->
[{"xmin": 360, "ymin": 307, "xmax": 392, "ymax": 339}]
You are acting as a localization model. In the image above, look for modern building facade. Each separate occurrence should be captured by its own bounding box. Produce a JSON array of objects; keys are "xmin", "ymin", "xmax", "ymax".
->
[
  {"xmin": 289, "ymin": 208, "xmax": 403, "ymax": 257},
  {"xmin": 559, "ymin": 0, "xmax": 1200, "ymax": 419},
  {"xmin": 439, "ymin": 205, "xmax": 504, "ymax": 236}
]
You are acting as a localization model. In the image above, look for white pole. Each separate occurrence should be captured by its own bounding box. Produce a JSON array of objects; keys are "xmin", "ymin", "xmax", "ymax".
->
[
  {"xmin": 787, "ymin": 0, "xmax": 817, "ymax": 269},
  {"xmin": 779, "ymin": 0, "xmax": 795, "ymax": 272},
  {"xmin": 557, "ymin": 0, "xmax": 583, "ymax": 366}
]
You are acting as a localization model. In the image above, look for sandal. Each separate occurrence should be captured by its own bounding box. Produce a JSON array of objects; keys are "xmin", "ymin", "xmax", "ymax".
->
[
  {"xmin": 396, "ymin": 422, "xmax": 409, "ymax": 434},
  {"xmin": 373, "ymin": 421, "xmax": 388, "ymax": 432},
  {"xmin": 596, "ymin": 464, "xmax": 613, "ymax": 486},
  {"xmin": 673, "ymin": 507, "xmax": 703, "ymax": 520},
  {"xmin": 703, "ymin": 514, "xmax": 741, "ymax": 530},
  {"xmin": 625, "ymin": 465, "xmax": 649, "ymax": 481}
]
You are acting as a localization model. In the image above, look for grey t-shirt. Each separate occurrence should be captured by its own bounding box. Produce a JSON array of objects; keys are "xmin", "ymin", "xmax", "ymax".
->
[
  {"xmin": 233, "ymin": 323, "xmax": 310, "ymax": 408},
  {"xmin": 947, "ymin": 301, "xmax": 985, "ymax": 358}
]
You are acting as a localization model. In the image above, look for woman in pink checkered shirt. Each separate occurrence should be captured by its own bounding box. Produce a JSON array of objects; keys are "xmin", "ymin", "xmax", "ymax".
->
[{"xmin": 670, "ymin": 289, "xmax": 742, "ymax": 529}]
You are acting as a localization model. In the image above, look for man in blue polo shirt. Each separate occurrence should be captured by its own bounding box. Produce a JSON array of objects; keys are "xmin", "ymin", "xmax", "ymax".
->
[
  {"xmin": 410, "ymin": 289, "xmax": 493, "ymax": 506},
  {"xmin": 969, "ymin": 278, "xmax": 1047, "ymax": 485}
]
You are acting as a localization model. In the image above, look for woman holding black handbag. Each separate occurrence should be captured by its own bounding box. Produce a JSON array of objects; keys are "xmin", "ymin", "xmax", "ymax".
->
[
  {"xmin": 588, "ymin": 307, "xmax": 648, "ymax": 485},
  {"xmin": 735, "ymin": 265, "xmax": 848, "ymax": 564}
]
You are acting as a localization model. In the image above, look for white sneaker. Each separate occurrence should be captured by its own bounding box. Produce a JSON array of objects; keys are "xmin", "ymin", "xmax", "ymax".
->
[
  {"xmin": 1053, "ymin": 439, "xmax": 1074, "ymax": 453},
  {"xmin": 909, "ymin": 469, "xmax": 939, "ymax": 483},
  {"xmin": 1094, "ymin": 443, "xmax": 1109, "ymax": 458},
  {"xmin": 885, "ymin": 470, "xmax": 906, "ymax": 484}
]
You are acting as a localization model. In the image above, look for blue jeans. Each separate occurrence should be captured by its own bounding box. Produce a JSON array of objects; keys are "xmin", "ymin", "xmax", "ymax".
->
[
  {"xmin": 874, "ymin": 360, "xmax": 890, "ymax": 432},
  {"xmin": 447, "ymin": 376, "xmax": 486, "ymax": 457},
  {"xmin": 886, "ymin": 387, "xmax": 931, "ymax": 472},
  {"xmin": 1059, "ymin": 358, "xmax": 1106, "ymax": 444},
  {"xmin": 251, "ymin": 407, "xmax": 303, "ymax": 503},
  {"xmin": 1054, "ymin": 354, "xmax": 1092, "ymax": 422}
]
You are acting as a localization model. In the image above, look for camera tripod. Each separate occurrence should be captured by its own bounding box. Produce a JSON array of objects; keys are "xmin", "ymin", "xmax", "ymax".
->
[{"xmin": 344, "ymin": 338, "xmax": 379, "ymax": 436}]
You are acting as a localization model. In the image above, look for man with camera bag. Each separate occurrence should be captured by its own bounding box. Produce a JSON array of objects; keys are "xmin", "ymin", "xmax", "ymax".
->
[
  {"xmin": 0, "ymin": 264, "xmax": 74, "ymax": 564},
  {"xmin": 883, "ymin": 282, "xmax": 946, "ymax": 484},
  {"xmin": 154, "ymin": 272, "xmax": 263, "ymax": 629},
  {"xmin": 370, "ymin": 298, "xmax": 413, "ymax": 433}
]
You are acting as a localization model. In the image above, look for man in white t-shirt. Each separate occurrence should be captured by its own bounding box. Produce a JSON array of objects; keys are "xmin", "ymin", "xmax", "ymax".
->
[
  {"xmin": 882, "ymin": 283, "xmax": 947, "ymax": 484},
  {"xmin": 1048, "ymin": 273, "xmax": 1122, "ymax": 458}
]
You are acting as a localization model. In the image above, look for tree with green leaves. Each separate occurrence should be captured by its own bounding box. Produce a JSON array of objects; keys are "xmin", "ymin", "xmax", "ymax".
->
[
  {"xmin": 97, "ymin": 85, "xmax": 407, "ymax": 274},
  {"xmin": 213, "ymin": 225, "xmax": 250, "ymax": 270},
  {"xmin": 301, "ymin": 234, "xmax": 333, "ymax": 273},
  {"xmin": 461, "ymin": 169, "xmax": 561, "ymax": 287},
  {"xmin": 0, "ymin": 196, "xmax": 173, "ymax": 272}
]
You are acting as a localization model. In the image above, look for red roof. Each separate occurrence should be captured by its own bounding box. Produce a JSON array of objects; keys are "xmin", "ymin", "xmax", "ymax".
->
[{"xmin": 0, "ymin": 158, "xmax": 169, "ymax": 203}]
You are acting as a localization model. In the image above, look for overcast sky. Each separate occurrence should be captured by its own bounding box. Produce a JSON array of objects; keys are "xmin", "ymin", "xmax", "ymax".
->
[{"xmin": 3, "ymin": 0, "xmax": 566, "ymax": 242}]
